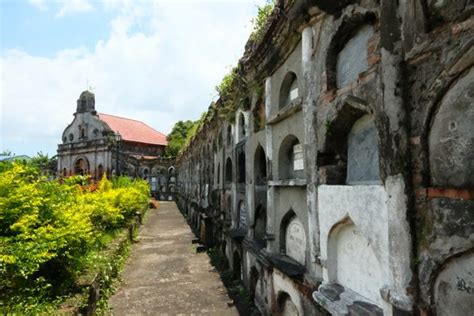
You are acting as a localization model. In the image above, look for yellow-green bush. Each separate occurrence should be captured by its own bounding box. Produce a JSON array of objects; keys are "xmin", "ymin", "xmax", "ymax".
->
[{"xmin": 0, "ymin": 161, "xmax": 150, "ymax": 308}]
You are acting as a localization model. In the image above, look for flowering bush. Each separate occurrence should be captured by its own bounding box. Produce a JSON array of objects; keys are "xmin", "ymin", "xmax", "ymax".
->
[{"xmin": 0, "ymin": 162, "xmax": 150, "ymax": 302}]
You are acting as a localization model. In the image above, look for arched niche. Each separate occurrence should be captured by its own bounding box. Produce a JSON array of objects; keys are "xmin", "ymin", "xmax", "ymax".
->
[
  {"xmin": 277, "ymin": 292, "xmax": 299, "ymax": 316},
  {"xmin": 325, "ymin": 13, "xmax": 376, "ymax": 90},
  {"xmin": 320, "ymin": 96, "xmax": 373, "ymax": 184},
  {"xmin": 225, "ymin": 157, "xmax": 233, "ymax": 185},
  {"xmin": 429, "ymin": 67, "xmax": 474, "ymax": 188},
  {"xmin": 336, "ymin": 24, "xmax": 374, "ymax": 88},
  {"xmin": 238, "ymin": 113, "xmax": 246, "ymax": 140},
  {"xmin": 254, "ymin": 145, "xmax": 267, "ymax": 185},
  {"xmin": 226, "ymin": 125, "xmax": 232, "ymax": 146},
  {"xmin": 278, "ymin": 135, "xmax": 304, "ymax": 180},
  {"xmin": 279, "ymin": 72, "xmax": 298, "ymax": 109},
  {"xmin": 434, "ymin": 252, "xmax": 474, "ymax": 316},
  {"xmin": 254, "ymin": 204, "xmax": 267, "ymax": 246},
  {"xmin": 280, "ymin": 211, "xmax": 306, "ymax": 265},
  {"xmin": 253, "ymin": 95, "xmax": 266, "ymax": 132},
  {"xmin": 238, "ymin": 151, "xmax": 246, "ymax": 184},
  {"xmin": 327, "ymin": 218, "xmax": 383, "ymax": 305}
]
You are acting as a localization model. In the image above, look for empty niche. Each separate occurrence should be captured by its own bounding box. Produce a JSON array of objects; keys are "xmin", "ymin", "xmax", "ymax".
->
[
  {"xmin": 278, "ymin": 135, "xmax": 304, "ymax": 180},
  {"xmin": 429, "ymin": 67, "xmax": 474, "ymax": 188},
  {"xmin": 238, "ymin": 151, "xmax": 246, "ymax": 183},
  {"xmin": 253, "ymin": 96, "xmax": 266, "ymax": 132},
  {"xmin": 254, "ymin": 204, "xmax": 267, "ymax": 246},
  {"xmin": 346, "ymin": 115, "xmax": 380, "ymax": 184},
  {"xmin": 238, "ymin": 113, "xmax": 246, "ymax": 140},
  {"xmin": 254, "ymin": 145, "xmax": 267, "ymax": 185},
  {"xmin": 227, "ymin": 125, "xmax": 232, "ymax": 146},
  {"xmin": 336, "ymin": 24, "xmax": 374, "ymax": 89},
  {"xmin": 277, "ymin": 292, "xmax": 299, "ymax": 316},
  {"xmin": 225, "ymin": 157, "xmax": 232, "ymax": 185},
  {"xmin": 279, "ymin": 72, "xmax": 298, "ymax": 109}
]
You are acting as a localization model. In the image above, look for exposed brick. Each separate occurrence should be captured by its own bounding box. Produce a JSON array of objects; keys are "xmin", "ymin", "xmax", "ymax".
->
[{"xmin": 427, "ymin": 187, "xmax": 474, "ymax": 200}]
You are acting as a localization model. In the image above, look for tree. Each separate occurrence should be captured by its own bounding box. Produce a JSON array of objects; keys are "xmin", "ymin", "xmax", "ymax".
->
[
  {"xmin": 164, "ymin": 120, "xmax": 198, "ymax": 158},
  {"xmin": 0, "ymin": 149, "xmax": 12, "ymax": 156}
]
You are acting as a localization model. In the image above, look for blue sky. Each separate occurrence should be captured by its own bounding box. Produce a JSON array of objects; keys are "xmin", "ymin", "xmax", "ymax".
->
[{"xmin": 1, "ymin": 0, "xmax": 266, "ymax": 156}]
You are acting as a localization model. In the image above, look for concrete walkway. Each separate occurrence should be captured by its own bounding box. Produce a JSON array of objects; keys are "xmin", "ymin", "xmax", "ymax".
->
[{"xmin": 110, "ymin": 202, "xmax": 237, "ymax": 315}]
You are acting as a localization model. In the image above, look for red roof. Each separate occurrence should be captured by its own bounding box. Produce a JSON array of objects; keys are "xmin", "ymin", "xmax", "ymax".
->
[{"xmin": 98, "ymin": 113, "xmax": 167, "ymax": 146}]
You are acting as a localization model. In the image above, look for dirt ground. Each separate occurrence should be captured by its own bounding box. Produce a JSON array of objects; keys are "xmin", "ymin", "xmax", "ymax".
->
[{"xmin": 109, "ymin": 202, "xmax": 238, "ymax": 315}]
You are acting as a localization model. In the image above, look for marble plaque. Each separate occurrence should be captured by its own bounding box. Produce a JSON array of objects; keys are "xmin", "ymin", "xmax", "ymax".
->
[{"xmin": 285, "ymin": 217, "xmax": 306, "ymax": 265}]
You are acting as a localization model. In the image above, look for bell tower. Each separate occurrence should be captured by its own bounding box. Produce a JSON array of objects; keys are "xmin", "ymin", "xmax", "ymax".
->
[{"xmin": 76, "ymin": 90, "xmax": 96, "ymax": 114}]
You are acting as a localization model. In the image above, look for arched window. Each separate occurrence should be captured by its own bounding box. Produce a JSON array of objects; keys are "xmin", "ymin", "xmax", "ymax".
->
[
  {"xmin": 216, "ymin": 163, "xmax": 220, "ymax": 186},
  {"xmin": 279, "ymin": 72, "xmax": 298, "ymax": 109},
  {"xmin": 225, "ymin": 157, "xmax": 232, "ymax": 184},
  {"xmin": 254, "ymin": 145, "xmax": 267, "ymax": 185},
  {"xmin": 237, "ymin": 151, "xmax": 246, "ymax": 183},
  {"xmin": 81, "ymin": 128, "xmax": 86, "ymax": 139},
  {"xmin": 62, "ymin": 167, "xmax": 67, "ymax": 177},
  {"xmin": 278, "ymin": 135, "xmax": 304, "ymax": 180}
]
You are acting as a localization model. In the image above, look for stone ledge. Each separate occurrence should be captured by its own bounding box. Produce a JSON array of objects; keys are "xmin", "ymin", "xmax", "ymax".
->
[
  {"xmin": 267, "ymin": 99, "xmax": 302, "ymax": 125},
  {"xmin": 267, "ymin": 254, "xmax": 305, "ymax": 279},
  {"xmin": 269, "ymin": 179, "xmax": 307, "ymax": 187},
  {"xmin": 313, "ymin": 283, "xmax": 383, "ymax": 316}
]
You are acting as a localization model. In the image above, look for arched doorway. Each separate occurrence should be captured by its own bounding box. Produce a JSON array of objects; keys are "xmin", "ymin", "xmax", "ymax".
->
[{"xmin": 74, "ymin": 158, "xmax": 89, "ymax": 175}]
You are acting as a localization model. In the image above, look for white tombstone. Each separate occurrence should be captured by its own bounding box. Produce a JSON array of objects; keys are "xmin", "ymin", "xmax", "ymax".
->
[{"xmin": 285, "ymin": 217, "xmax": 306, "ymax": 265}]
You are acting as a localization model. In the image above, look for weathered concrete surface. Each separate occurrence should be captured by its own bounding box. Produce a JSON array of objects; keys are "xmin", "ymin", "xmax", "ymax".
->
[{"xmin": 110, "ymin": 202, "xmax": 237, "ymax": 315}]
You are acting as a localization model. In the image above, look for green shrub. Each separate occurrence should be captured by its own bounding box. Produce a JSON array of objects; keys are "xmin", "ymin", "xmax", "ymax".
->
[{"xmin": 0, "ymin": 162, "xmax": 150, "ymax": 311}]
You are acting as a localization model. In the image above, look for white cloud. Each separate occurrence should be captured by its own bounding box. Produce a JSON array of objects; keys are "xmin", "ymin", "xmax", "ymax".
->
[
  {"xmin": 1, "ymin": 1, "xmax": 264, "ymax": 156},
  {"xmin": 28, "ymin": 0, "xmax": 48, "ymax": 11},
  {"xmin": 55, "ymin": 0, "xmax": 94, "ymax": 18}
]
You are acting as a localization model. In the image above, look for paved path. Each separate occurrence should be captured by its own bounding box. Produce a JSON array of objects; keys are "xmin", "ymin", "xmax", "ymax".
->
[{"xmin": 110, "ymin": 202, "xmax": 237, "ymax": 315}]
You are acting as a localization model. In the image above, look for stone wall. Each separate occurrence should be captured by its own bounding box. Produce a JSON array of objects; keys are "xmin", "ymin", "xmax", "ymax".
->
[{"xmin": 175, "ymin": 1, "xmax": 473, "ymax": 315}]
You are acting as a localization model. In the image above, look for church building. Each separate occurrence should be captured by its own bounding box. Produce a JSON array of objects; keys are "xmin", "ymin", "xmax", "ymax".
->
[{"xmin": 57, "ymin": 91, "xmax": 174, "ymax": 198}]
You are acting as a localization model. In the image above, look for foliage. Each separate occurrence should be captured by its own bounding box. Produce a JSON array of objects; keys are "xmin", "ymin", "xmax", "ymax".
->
[
  {"xmin": 250, "ymin": 1, "xmax": 274, "ymax": 42},
  {"xmin": 164, "ymin": 120, "xmax": 198, "ymax": 158},
  {"xmin": 0, "ymin": 162, "xmax": 150, "ymax": 312}
]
